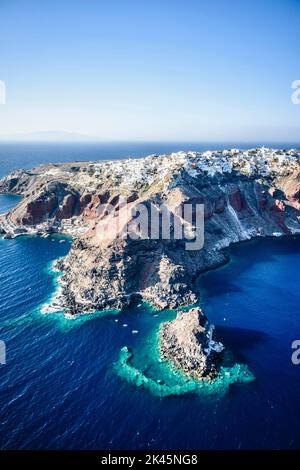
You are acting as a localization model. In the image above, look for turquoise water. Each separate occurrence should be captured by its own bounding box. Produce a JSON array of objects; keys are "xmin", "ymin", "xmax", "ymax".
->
[
  {"xmin": 114, "ymin": 307, "xmax": 254, "ymax": 398},
  {"xmin": 1, "ymin": 143, "xmax": 300, "ymax": 449}
]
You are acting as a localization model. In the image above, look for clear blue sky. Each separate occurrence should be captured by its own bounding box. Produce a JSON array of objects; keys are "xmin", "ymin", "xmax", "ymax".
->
[{"xmin": 0, "ymin": 0, "xmax": 299, "ymax": 141}]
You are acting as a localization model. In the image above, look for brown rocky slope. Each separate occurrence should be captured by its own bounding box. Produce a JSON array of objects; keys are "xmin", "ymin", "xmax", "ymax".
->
[{"xmin": 0, "ymin": 148, "xmax": 300, "ymax": 315}]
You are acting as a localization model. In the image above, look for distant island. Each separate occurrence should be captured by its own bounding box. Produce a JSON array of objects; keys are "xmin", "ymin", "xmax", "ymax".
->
[{"xmin": 1, "ymin": 147, "xmax": 300, "ymax": 382}]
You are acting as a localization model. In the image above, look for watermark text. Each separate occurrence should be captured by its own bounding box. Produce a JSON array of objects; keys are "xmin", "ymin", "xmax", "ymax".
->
[
  {"xmin": 291, "ymin": 80, "xmax": 300, "ymax": 105},
  {"xmin": 0, "ymin": 80, "xmax": 6, "ymax": 105},
  {"xmin": 95, "ymin": 199, "xmax": 205, "ymax": 251},
  {"xmin": 292, "ymin": 340, "xmax": 300, "ymax": 365},
  {"xmin": 0, "ymin": 341, "xmax": 6, "ymax": 365}
]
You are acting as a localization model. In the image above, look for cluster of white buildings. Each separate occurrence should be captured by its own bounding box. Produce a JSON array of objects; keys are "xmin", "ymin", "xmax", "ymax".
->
[
  {"xmin": 183, "ymin": 147, "xmax": 299, "ymax": 178},
  {"xmin": 85, "ymin": 147, "xmax": 300, "ymax": 188},
  {"xmin": 87, "ymin": 152, "xmax": 189, "ymax": 189}
]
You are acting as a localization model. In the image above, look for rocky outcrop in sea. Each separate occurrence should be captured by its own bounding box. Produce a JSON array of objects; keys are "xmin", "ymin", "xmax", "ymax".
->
[{"xmin": 159, "ymin": 307, "xmax": 224, "ymax": 380}]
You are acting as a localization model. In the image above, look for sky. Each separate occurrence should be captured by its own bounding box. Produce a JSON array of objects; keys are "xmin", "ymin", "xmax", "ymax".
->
[{"xmin": 0, "ymin": 0, "xmax": 300, "ymax": 142}]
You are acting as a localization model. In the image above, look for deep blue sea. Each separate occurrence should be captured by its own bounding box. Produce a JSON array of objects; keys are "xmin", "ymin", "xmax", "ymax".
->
[{"xmin": 0, "ymin": 142, "xmax": 300, "ymax": 450}]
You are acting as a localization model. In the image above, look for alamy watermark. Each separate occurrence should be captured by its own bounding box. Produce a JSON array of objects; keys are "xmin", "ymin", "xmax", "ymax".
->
[
  {"xmin": 0, "ymin": 341, "xmax": 6, "ymax": 365},
  {"xmin": 95, "ymin": 198, "xmax": 205, "ymax": 251},
  {"xmin": 291, "ymin": 80, "xmax": 300, "ymax": 105},
  {"xmin": 0, "ymin": 80, "xmax": 6, "ymax": 105},
  {"xmin": 291, "ymin": 340, "xmax": 300, "ymax": 365}
]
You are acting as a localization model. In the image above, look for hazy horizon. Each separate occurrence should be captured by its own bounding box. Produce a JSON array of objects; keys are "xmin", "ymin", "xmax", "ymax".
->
[{"xmin": 0, "ymin": 134, "xmax": 299, "ymax": 147}]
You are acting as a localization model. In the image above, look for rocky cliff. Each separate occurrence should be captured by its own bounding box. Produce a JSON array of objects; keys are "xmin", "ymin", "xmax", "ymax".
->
[
  {"xmin": 1, "ymin": 148, "xmax": 300, "ymax": 316},
  {"xmin": 1, "ymin": 147, "xmax": 300, "ymax": 381},
  {"xmin": 160, "ymin": 307, "xmax": 224, "ymax": 380}
]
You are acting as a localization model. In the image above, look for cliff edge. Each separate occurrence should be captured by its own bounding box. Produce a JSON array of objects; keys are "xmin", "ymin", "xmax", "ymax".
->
[{"xmin": 1, "ymin": 147, "xmax": 300, "ymax": 316}]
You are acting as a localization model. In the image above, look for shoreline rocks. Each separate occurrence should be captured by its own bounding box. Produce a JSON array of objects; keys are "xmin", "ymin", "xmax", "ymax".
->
[
  {"xmin": 1, "ymin": 148, "xmax": 299, "ymax": 381},
  {"xmin": 159, "ymin": 307, "xmax": 224, "ymax": 380},
  {"xmin": 0, "ymin": 147, "xmax": 300, "ymax": 314}
]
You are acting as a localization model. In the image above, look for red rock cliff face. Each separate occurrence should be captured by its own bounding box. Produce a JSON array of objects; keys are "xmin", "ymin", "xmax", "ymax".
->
[
  {"xmin": 12, "ymin": 195, "xmax": 58, "ymax": 225},
  {"xmin": 284, "ymin": 186, "xmax": 300, "ymax": 210},
  {"xmin": 1, "ymin": 151, "xmax": 300, "ymax": 315},
  {"xmin": 56, "ymin": 194, "xmax": 77, "ymax": 219},
  {"xmin": 10, "ymin": 186, "xmax": 81, "ymax": 225},
  {"xmin": 83, "ymin": 192, "xmax": 112, "ymax": 219},
  {"xmin": 184, "ymin": 195, "xmax": 226, "ymax": 220},
  {"xmin": 80, "ymin": 194, "xmax": 92, "ymax": 213},
  {"xmin": 229, "ymin": 189, "xmax": 246, "ymax": 212},
  {"xmin": 276, "ymin": 170, "xmax": 300, "ymax": 210}
]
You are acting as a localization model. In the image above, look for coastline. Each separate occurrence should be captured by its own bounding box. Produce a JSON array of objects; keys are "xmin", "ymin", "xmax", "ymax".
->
[
  {"xmin": 115, "ymin": 233, "xmax": 300, "ymax": 397},
  {"xmin": 39, "ymin": 256, "xmax": 121, "ymax": 322},
  {"xmin": 1, "ymin": 147, "xmax": 300, "ymax": 397},
  {"xmin": 115, "ymin": 323, "xmax": 255, "ymax": 398},
  {"xmin": 36, "ymin": 241, "xmax": 254, "ymax": 396},
  {"xmin": 199, "ymin": 232, "xmax": 300, "ymax": 277},
  {"xmin": 36, "ymin": 232, "xmax": 300, "ymax": 396}
]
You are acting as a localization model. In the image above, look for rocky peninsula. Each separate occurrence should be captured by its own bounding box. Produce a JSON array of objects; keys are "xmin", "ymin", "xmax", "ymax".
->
[{"xmin": 1, "ymin": 147, "xmax": 300, "ymax": 381}]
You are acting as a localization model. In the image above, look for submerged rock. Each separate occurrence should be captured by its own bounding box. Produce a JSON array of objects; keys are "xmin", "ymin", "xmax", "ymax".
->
[
  {"xmin": 159, "ymin": 307, "xmax": 224, "ymax": 380},
  {"xmin": 115, "ymin": 332, "xmax": 253, "ymax": 397}
]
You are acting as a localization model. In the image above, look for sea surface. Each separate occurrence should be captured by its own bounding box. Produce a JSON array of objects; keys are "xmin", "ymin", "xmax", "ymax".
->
[
  {"xmin": 0, "ymin": 141, "xmax": 299, "ymax": 178},
  {"xmin": 0, "ymin": 142, "xmax": 300, "ymax": 449}
]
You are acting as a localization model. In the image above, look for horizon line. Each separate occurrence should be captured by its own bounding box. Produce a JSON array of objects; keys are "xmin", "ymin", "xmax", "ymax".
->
[{"xmin": 0, "ymin": 138, "xmax": 300, "ymax": 145}]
